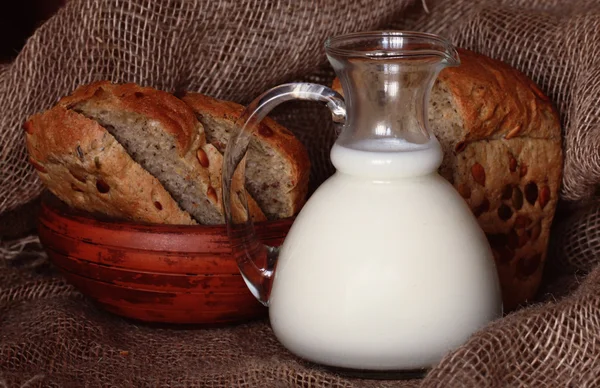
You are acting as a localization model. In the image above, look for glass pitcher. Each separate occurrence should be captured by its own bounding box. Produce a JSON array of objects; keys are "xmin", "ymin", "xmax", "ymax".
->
[{"xmin": 222, "ymin": 31, "xmax": 502, "ymax": 375}]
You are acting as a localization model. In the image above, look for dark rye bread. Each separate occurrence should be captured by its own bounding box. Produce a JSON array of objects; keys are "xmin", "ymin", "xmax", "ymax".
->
[
  {"xmin": 332, "ymin": 48, "xmax": 563, "ymax": 310},
  {"xmin": 26, "ymin": 81, "xmax": 265, "ymax": 225},
  {"xmin": 181, "ymin": 93, "xmax": 310, "ymax": 220}
]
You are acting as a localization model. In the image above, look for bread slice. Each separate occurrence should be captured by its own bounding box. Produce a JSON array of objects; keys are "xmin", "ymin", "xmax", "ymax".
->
[
  {"xmin": 26, "ymin": 81, "xmax": 265, "ymax": 225},
  {"xmin": 25, "ymin": 105, "xmax": 196, "ymax": 225},
  {"xmin": 332, "ymin": 48, "xmax": 562, "ymax": 310},
  {"xmin": 181, "ymin": 93, "xmax": 310, "ymax": 220}
]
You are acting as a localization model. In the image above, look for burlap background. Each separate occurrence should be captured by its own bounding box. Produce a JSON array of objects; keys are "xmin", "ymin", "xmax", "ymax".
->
[{"xmin": 2, "ymin": 0, "xmax": 600, "ymax": 386}]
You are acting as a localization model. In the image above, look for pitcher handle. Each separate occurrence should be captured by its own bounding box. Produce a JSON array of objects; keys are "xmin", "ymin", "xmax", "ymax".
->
[{"xmin": 222, "ymin": 82, "xmax": 346, "ymax": 306}]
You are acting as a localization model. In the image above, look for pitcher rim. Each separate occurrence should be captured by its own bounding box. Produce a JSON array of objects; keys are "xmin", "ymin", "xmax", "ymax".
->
[{"xmin": 325, "ymin": 30, "xmax": 459, "ymax": 66}]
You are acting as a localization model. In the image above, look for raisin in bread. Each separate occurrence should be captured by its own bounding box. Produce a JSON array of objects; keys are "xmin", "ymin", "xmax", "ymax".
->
[
  {"xmin": 25, "ymin": 81, "xmax": 266, "ymax": 225},
  {"xmin": 181, "ymin": 92, "xmax": 310, "ymax": 220},
  {"xmin": 333, "ymin": 48, "xmax": 563, "ymax": 310}
]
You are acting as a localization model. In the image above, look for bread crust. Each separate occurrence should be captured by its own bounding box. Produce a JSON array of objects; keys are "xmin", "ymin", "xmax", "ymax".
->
[
  {"xmin": 439, "ymin": 48, "xmax": 561, "ymax": 142},
  {"xmin": 59, "ymin": 81, "xmax": 202, "ymax": 154}
]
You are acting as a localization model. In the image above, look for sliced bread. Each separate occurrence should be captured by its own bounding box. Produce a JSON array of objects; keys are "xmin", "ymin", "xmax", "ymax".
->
[
  {"xmin": 181, "ymin": 92, "xmax": 310, "ymax": 220},
  {"xmin": 25, "ymin": 105, "xmax": 196, "ymax": 225},
  {"xmin": 26, "ymin": 81, "xmax": 265, "ymax": 225}
]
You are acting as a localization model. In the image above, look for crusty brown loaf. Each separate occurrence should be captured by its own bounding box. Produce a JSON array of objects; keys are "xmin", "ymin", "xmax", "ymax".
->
[
  {"xmin": 25, "ymin": 81, "xmax": 265, "ymax": 225},
  {"xmin": 332, "ymin": 48, "xmax": 563, "ymax": 311},
  {"xmin": 181, "ymin": 92, "xmax": 310, "ymax": 219}
]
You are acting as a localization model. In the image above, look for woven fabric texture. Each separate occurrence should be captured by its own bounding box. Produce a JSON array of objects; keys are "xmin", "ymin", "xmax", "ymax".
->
[{"xmin": 2, "ymin": 0, "xmax": 600, "ymax": 386}]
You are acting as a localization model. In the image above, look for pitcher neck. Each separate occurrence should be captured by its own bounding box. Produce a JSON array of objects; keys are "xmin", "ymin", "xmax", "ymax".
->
[{"xmin": 326, "ymin": 31, "xmax": 459, "ymax": 153}]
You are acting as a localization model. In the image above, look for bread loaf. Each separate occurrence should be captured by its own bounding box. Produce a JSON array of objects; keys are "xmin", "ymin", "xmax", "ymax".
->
[
  {"xmin": 333, "ymin": 48, "xmax": 563, "ymax": 310},
  {"xmin": 25, "ymin": 81, "xmax": 266, "ymax": 225},
  {"xmin": 181, "ymin": 93, "xmax": 310, "ymax": 220}
]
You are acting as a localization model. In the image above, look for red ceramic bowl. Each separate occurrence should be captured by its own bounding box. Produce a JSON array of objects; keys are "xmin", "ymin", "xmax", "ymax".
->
[{"xmin": 37, "ymin": 193, "xmax": 293, "ymax": 325}]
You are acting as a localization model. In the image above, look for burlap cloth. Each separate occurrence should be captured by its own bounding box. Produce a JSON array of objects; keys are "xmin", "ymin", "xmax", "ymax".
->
[{"xmin": 2, "ymin": 0, "xmax": 600, "ymax": 386}]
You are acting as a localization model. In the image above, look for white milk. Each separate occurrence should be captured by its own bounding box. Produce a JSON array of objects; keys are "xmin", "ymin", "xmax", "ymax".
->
[{"xmin": 268, "ymin": 138, "xmax": 502, "ymax": 370}]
